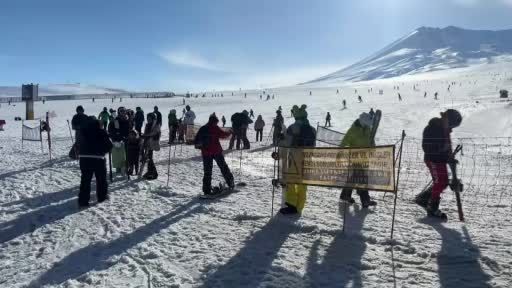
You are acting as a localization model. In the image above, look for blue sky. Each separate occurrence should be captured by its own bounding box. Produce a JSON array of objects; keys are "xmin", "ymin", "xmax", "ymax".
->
[{"xmin": 1, "ymin": 0, "xmax": 511, "ymax": 92}]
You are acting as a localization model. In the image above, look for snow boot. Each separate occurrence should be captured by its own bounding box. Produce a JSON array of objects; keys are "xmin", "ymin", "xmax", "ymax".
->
[
  {"xmin": 427, "ymin": 198, "xmax": 447, "ymax": 220},
  {"xmin": 362, "ymin": 200, "xmax": 377, "ymax": 208},
  {"xmin": 415, "ymin": 186, "xmax": 432, "ymax": 208},
  {"xmin": 279, "ymin": 203, "xmax": 298, "ymax": 215},
  {"xmin": 340, "ymin": 189, "xmax": 355, "ymax": 204}
]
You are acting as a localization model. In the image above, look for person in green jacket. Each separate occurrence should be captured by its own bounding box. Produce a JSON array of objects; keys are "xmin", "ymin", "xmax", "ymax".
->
[
  {"xmin": 339, "ymin": 112, "xmax": 377, "ymax": 208},
  {"xmin": 98, "ymin": 107, "xmax": 110, "ymax": 130},
  {"xmin": 168, "ymin": 109, "xmax": 179, "ymax": 144}
]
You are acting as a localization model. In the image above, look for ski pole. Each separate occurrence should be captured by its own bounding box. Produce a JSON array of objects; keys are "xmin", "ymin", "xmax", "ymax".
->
[
  {"xmin": 66, "ymin": 120, "xmax": 74, "ymax": 143},
  {"xmin": 109, "ymin": 151, "xmax": 113, "ymax": 183}
]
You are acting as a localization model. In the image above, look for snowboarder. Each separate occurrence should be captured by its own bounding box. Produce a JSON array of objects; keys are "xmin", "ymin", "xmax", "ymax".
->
[
  {"xmin": 279, "ymin": 105, "xmax": 316, "ymax": 215},
  {"xmin": 141, "ymin": 113, "xmax": 161, "ymax": 180},
  {"xmin": 134, "ymin": 107, "xmax": 144, "ymax": 136},
  {"xmin": 249, "ymin": 109, "xmax": 255, "ymax": 118},
  {"xmin": 415, "ymin": 109, "xmax": 462, "ymax": 219},
  {"xmin": 254, "ymin": 115, "xmax": 265, "ymax": 142},
  {"xmin": 126, "ymin": 130, "xmax": 141, "ymax": 176},
  {"xmin": 339, "ymin": 113, "xmax": 377, "ymax": 208},
  {"xmin": 98, "ymin": 107, "xmax": 110, "ymax": 130},
  {"xmin": 78, "ymin": 116, "xmax": 112, "ymax": 207},
  {"xmin": 168, "ymin": 109, "xmax": 179, "ymax": 144},
  {"xmin": 272, "ymin": 110, "xmax": 284, "ymax": 146},
  {"xmin": 221, "ymin": 115, "xmax": 226, "ymax": 127},
  {"xmin": 198, "ymin": 114, "xmax": 235, "ymax": 195}
]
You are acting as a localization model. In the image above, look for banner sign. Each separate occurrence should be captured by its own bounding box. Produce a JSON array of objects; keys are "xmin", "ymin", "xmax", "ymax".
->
[{"xmin": 279, "ymin": 145, "xmax": 395, "ymax": 192}]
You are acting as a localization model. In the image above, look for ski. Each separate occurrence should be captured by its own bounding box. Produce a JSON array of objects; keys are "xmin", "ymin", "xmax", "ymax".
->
[
  {"xmin": 449, "ymin": 145, "xmax": 464, "ymax": 222},
  {"xmin": 369, "ymin": 109, "xmax": 382, "ymax": 143}
]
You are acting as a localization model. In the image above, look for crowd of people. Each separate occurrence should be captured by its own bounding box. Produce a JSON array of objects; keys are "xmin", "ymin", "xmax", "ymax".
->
[{"xmin": 69, "ymin": 97, "xmax": 462, "ymax": 220}]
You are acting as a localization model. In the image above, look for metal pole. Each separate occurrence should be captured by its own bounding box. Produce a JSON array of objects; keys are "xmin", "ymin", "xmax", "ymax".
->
[
  {"xmin": 390, "ymin": 130, "xmax": 406, "ymax": 239},
  {"xmin": 166, "ymin": 144, "xmax": 172, "ymax": 187}
]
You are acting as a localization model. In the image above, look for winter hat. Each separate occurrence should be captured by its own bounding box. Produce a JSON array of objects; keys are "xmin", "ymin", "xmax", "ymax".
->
[
  {"xmin": 186, "ymin": 105, "xmax": 191, "ymax": 111},
  {"xmin": 242, "ymin": 110, "xmax": 249, "ymax": 115},
  {"xmin": 358, "ymin": 112, "xmax": 373, "ymax": 128},
  {"xmin": 293, "ymin": 104, "xmax": 308, "ymax": 120},
  {"xmin": 76, "ymin": 106, "xmax": 84, "ymax": 113},
  {"xmin": 443, "ymin": 109, "xmax": 462, "ymax": 128}
]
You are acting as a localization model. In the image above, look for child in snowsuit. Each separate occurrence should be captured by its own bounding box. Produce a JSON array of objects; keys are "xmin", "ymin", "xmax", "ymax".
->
[
  {"xmin": 279, "ymin": 105, "xmax": 316, "ymax": 215},
  {"xmin": 415, "ymin": 109, "xmax": 462, "ymax": 217}
]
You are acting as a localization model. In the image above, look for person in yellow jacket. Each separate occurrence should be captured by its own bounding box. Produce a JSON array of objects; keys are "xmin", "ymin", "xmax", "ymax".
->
[
  {"xmin": 279, "ymin": 105, "xmax": 316, "ymax": 215},
  {"xmin": 339, "ymin": 112, "xmax": 377, "ymax": 208}
]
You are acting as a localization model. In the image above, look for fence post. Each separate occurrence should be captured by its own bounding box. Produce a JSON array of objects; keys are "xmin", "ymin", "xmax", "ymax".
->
[{"xmin": 390, "ymin": 130, "xmax": 406, "ymax": 240}]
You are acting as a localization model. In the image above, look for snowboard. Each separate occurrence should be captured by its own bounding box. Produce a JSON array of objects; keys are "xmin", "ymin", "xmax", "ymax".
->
[
  {"xmin": 369, "ymin": 109, "xmax": 382, "ymax": 143},
  {"xmin": 199, "ymin": 182, "xmax": 245, "ymax": 199}
]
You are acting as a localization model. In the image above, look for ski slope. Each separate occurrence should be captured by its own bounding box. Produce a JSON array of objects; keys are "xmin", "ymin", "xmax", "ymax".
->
[{"xmin": 1, "ymin": 61, "xmax": 512, "ymax": 287}]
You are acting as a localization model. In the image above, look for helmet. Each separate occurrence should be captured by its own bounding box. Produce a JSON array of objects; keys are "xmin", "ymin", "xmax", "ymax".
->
[{"xmin": 445, "ymin": 109, "xmax": 462, "ymax": 128}]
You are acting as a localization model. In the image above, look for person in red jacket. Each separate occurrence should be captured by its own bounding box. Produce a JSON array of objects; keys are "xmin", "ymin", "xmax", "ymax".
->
[{"xmin": 200, "ymin": 114, "xmax": 235, "ymax": 195}]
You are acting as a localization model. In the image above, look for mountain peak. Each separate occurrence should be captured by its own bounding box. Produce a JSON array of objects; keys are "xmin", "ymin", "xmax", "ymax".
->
[{"xmin": 305, "ymin": 26, "xmax": 512, "ymax": 84}]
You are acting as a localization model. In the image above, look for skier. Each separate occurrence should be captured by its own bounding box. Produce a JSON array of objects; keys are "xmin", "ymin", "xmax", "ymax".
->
[
  {"xmin": 337, "ymin": 89, "xmax": 339, "ymax": 94},
  {"xmin": 198, "ymin": 114, "xmax": 235, "ymax": 195},
  {"xmin": 398, "ymin": 93, "xmax": 402, "ymax": 101},
  {"xmin": 339, "ymin": 113, "xmax": 377, "ymax": 208},
  {"xmin": 434, "ymin": 92, "xmax": 438, "ymax": 100},
  {"xmin": 254, "ymin": 115, "xmax": 265, "ymax": 142},
  {"xmin": 98, "ymin": 107, "xmax": 110, "ymax": 130},
  {"xmin": 342, "ymin": 99, "xmax": 347, "ymax": 109},
  {"xmin": 358, "ymin": 95, "xmax": 362, "ymax": 103},
  {"xmin": 141, "ymin": 113, "xmax": 161, "ymax": 180},
  {"xmin": 369, "ymin": 108, "xmax": 375, "ymax": 119},
  {"xmin": 78, "ymin": 116, "xmax": 112, "ymax": 207},
  {"xmin": 260, "ymin": 95, "xmax": 262, "ymax": 100},
  {"xmin": 249, "ymin": 109, "xmax": 255, "ymax": 118},
  {"xmin": 415, "ymin": 109, "xmax": 462, "ymax": 218},
  {"xmin": 228, "ymin": 110, "xmax": 252, "ymax": 150},
  {"xmin": 266, "ymin": 95, "xmax": 270, "ymax": 101},
  {"xmin": 134, "ymin": 107, "xmax": 144, "ymax": 136},
  {"xmin": 325, "ymin": 112, "xmax": 331, "ymax": 127},
  {"xmin": 272, "ymin": 110, "xmax": 284, "ymax": 146},
  {"xmin": 221, "ymin": 115, "xmax": 226, "ymax": 127},
  {"xmin": 279, "ymin": 105, "xmax": 316, "ymax": 215},
  {"xmin": 126, "ymin": 130, "xmax": 141, "ymax": 176},
  {"xmin": 153, "ymin": 106, "xmax": 162, "ymax": 126},
  {"xmin": 71, "ymin": 105, "xmax": 88, "ymax": 158},
  {"xmin": 424, "ymin": 92, "xmax": 427, "ymax": 98}
]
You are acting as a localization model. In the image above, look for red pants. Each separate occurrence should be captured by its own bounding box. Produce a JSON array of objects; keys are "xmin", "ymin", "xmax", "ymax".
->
[{"xmin": 426, "ymin": 161, "xmax": 448, "ymax": 201}]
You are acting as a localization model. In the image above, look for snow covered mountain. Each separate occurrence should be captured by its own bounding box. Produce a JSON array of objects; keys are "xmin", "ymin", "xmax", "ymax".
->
[
  {"xmin": 0, "ymin": 83, "xmax": 127, "ymax": 98},
  {"xmin": 306, "ymin": 26, "xmax": 512, "ymax": 84}
]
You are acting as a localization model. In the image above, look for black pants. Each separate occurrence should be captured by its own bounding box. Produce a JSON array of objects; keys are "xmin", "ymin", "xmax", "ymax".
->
[
  {"xmin": 255, "ymin": 129, "xmax": 263, "ymax": 142},
  {"xmin": 325, "ymin": 120, "xmax": 331, "ymax": 127},
  {"xmin": 79, "ymin": 157, "xmax": 108, "ymax": 205},
  {"xmin": 340, "ymin": 188, "xmax": 370, "ymax": 203},
  {"xmin": 145, "ymin": 150, "xmax": 157, "ymax": 176},
  {"xmin": 229, "ymin": 128, "xmax": 242, "ymax": 149},
  {"xmin": 169, "ymin": 125, "xmax": 178, "ymax": 143},
  {"xmin": 135, "ymin": 124, "xmax": 143, "ymax": 136},
  {"xmin": 202, "ymin": 154, "xmax": 234, "ymax": 193}
]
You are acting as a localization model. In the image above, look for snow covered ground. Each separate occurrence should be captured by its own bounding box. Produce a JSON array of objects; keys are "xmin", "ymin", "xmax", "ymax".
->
[{"xmin": 1, "ymin": 61, "xmax": 512, "ymax": 287}]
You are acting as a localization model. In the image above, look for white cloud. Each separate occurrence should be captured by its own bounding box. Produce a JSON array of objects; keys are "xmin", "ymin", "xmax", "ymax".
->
[
  {"xmin": 501, "ymin": 0, "xmax": 512, "ymax": 6},
  {"xmin": 159, "ymin": 49, "xmax": 221, "ymax": 71}
]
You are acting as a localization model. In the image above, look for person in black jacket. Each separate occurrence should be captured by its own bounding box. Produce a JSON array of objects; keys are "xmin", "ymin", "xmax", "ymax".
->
[
  {"xmin": 228, "ymin": 110, "xmax": 253, "ymax": 150},
  {"xmin": 108, "ymin": 107, "xmax": 130, "ymax": 142},
  {"xmin": 70, "ymin": 106, "xmax": 88, "ymax": 158},
  {"xmin": 415, "ymin": 109, "xmax": 462, "ymax": 217},
  {"xmin": 78, "ymin": 116, "xmax": 113, "ymax": 207},
  {"xmin": 153, "ymin": 106, "xmax": 162, "ymax": 126},
  {"xmin": 134, "ymin": 107, "xmax": 144, "ymax": 135}
]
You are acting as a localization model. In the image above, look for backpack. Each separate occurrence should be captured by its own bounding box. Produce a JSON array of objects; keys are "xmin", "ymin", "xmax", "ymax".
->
[{"xmin": 194, "ymin": 125, "xmax": 209, "ymax": 149}]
